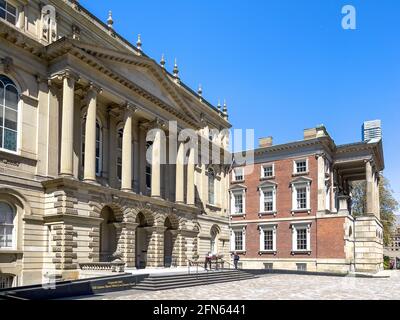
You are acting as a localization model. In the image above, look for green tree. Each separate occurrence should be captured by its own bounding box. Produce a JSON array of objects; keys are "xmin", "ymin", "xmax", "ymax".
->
[{"xmin": 351, "ymin": 176, "xmax": 399, "ymax": 246}]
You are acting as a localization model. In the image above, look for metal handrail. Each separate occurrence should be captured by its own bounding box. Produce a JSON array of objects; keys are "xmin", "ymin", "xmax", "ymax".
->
[{"xmin": 220, "ymin": 258, "xmax": 236, "ymax": 270}]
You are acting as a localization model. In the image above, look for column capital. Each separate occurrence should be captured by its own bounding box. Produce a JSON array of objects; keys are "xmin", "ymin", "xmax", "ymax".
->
[
  {"xmin": 148, "ymin": 117, "xmax": 167, "ymax": 130},
  {"xmin": 56, "ymin": 69, "xmax": 80, "ymax": 82},
  {"xmin": 121, "ymin": 102, "xmax": 139, "ymax": 117},
  {"xmin": 315, "ymin": 152, "xmax": 326, "ymax": 160},
  {"xmin": 87, "ymin": 81, "xmax": 103, "ymax": 95}
]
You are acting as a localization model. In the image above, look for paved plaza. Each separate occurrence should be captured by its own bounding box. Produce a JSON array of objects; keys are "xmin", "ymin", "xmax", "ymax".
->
[{"xmin": 80, "ymin": 271, "xmax": 400, "ymax": 300}]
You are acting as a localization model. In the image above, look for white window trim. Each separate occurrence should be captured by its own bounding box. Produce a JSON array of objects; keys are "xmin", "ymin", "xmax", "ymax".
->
[
  {"xmin": 0, "ymin": 1, "xmax": 18, "ymax": 27},
  {"xmin": 293, "ymin": 158, "xmax": 309, "ymax": 175},
  {"xmin": 230, "ymin": 225, "xmax": 246, "ymax": 252},
  {"xmin": 291, "ymin": 222, "xmax": 311, "ymax": 253},
  {"xmin": 232, "ymin": 167, "xmax": 244, "ymax": 182},
  {"xmin": 291, "ymin": 181, "xmax": 311, "ymax": 213},
  {"xmin": 230, "ymin": 189, "xmax": 246, "ymax": 216},
  {"xmin": 259, "ymin": 186, "xmax": 277, "ymax": 215},
  {"xmin": 261, "ymin": 163, "xmax": 275, "ymax": 179},
  {"xmin": 259, "ymin": 224, "xmax": 277, "ymax": 253}
]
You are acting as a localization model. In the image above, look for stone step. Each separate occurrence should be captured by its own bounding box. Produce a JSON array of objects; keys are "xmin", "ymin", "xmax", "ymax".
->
[{"xmin": 135, "ymin": 270, "xmax": 257, "ymax": 291}]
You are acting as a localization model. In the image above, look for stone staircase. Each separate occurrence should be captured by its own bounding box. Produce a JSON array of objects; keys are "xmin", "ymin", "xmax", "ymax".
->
[{"xmin": 134, "ymin": 269, "xmax": 257, "ymax": 291}]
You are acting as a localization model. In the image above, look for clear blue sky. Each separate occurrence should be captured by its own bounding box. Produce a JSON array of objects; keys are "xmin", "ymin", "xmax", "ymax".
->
[{"xmin": 80, "ymin": 0, "xmax": 400, "ymax": 210}]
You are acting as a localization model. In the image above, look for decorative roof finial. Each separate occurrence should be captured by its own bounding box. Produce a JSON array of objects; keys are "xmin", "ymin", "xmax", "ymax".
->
[
  {"xmin": 160, "ymin": 54, "xmax": 166, "ymax": 68},
  {"xmin": 223, "ymin": 99, "xmax": 228, "ymax": 120},
  {"xmin": 136, "ymin": 34, "xmax": 142, "ymax": 52},
  {"xmin": 198, "ymin": 84, "xmax": 202, "ymax": 97},
  {"xmin": 107, "ymin": 11, "xmax": 114, "ymax": 29},
  {"xmin": 217, "ymin": 99, "xmax": 222, "ymax": 114},
  {"xmin": 173, "ymin": 58, "xmax": 180, "ymax": 80}
]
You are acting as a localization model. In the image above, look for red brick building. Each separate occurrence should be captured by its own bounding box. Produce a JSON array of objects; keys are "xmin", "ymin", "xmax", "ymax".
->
[{"xmin": 229, "ymin": 125, "xmax": 384, "ymax": 273}]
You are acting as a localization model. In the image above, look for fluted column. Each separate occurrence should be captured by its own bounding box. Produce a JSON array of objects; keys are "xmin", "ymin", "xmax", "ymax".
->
[
  {"xmin": 121, "ymin": 105, "xmax": 136, "ymax": 191},
  {"xmin": 83, "ymin": 84, "xmax": 101, "ymax": 182},
  {"xmin": 175, "ymin": 141, "xmax": 185, "ymax": 203},
  {"xmin": 151, "ymin": 128, "xmax": 162, "ymax": 198},
  {"xmin": 60, "ymin": 71, "xmax": 77, "ymax": 176},
  {"xmin": 187, "ymin": 147, "xmax": 195, "ymax": 205}
]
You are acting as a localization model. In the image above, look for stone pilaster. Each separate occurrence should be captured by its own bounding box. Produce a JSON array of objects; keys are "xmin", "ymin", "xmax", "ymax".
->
[
  {"xmin": 88, "ymin": 226, "xmax": 100, "ymax": 262},
  {"xmin": 175, "ymin": 141, "xmax": 185, "ymax": 203},
  {"xmin": 51, "ymin": 224, "xmax": 77, "ymax": 271},
  {"xmin": 186, "ymin": 147, "xmax": 195, "ymax": 205},
  {"xmin": 115, "ymin": 222, "xmax": 138, "ymax": 268}
]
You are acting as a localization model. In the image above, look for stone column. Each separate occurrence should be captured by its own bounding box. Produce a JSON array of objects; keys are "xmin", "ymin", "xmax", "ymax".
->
[
  {"xmin": 121, "ymin": 105, "xmax": 136, "ymax": 191},
  {"xmin": 115, "ymin": 222, "xmax": 137, "ymax": 268},
  {"xmin": 175, "ymin": 141, "xmax": 185, "ymax": 203},
  {"xmin": 151, "ymin": 129, "xmax": 162, "ymax": 198},
  {"xmin": 317, "ymin": 154, "xmax": 326, "ymax": 212},
  {"xmin": 186, "ymin": 147, "xmax": 195, "ymax": 205},
  {"xmin": 375, "ymin": 174, "xmax": 381, "ymax": 219},
  {"xmin": 366, "ymin": 160, "xmax": 375, "ymax": 215},
  {"xmin": 132, "ymin": 119, "xmax": 140, "ymax": 193},
  {"xmin": 83, "ymin": 84, "xmax": 101, "ymax": 182},
  {"xmin": 108, "ymin": 108, "xmax": 117, "ymax": 188},
  {"xmin": 60, "ymin": 72, "xmax": 77, "ymax": 176}
]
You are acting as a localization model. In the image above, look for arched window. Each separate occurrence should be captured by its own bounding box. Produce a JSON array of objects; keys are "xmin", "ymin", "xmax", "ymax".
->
[
  {"xmin": 208, "ymin": 168, "xmax": 215, "ymax": 205},
  {"xmin": 210, "ymin": 226, "xmax": 219, "ymax": 255},
  {"xmin": 81, "ymin": 118, "xmax": 103, "ymax": 176},
  {"xmin": 0, "ymin": 202, "xmax": 15, "ymax": 248},
  {"xmin": 116, "ymin": 128, "xmax": 123, "ymax": 180},
  {"xmin": 0, "ymin": 75, "xmax": 19, "ymax": 152}
]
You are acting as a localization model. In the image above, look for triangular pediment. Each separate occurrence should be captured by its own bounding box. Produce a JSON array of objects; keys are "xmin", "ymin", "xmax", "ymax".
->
[{"xmin": 65, "ymin": 40, "xmax": 201, "ymax": 125}]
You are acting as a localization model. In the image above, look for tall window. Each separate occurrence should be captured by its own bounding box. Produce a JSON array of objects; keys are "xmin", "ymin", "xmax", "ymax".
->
[
  {"xmin": 208, "ymin": 168, "xmax": 215, "ymax": 205},
  {"xmin": 116, "ymin": 128, "xmax": 123, "ymax": 180},
  {"xmin": 263, "ymin": 229, "xmax": 273, "ymax": 251},
  {"xmin": 0, "ymin": 202, "xmax": 15, "ymax": 249},
  {"xmin": 146, "ymin": 141, "xmax": 152, "ymax": 189},
  {"xmin": 297, "ymin": 187, "xmax": 307, "ymax": 209},
  {"xmin": 263, "ymin": 190, "xmax": 273, "ymax": 212},
  {"xmin": 0, "ymin": 1, "xmax": 17, "ymax": 25},
  {"xmin": 297, "ymin": 228, "xmax": 307, "ymax": 250},
  {"xmin": 0, "ymin": 75, "xmax": 18, "ymax": 152},
  {"xmin": 81, "ymin": 118, "xmax": 102, "ymax": 176},
  {"xmin": 234, "ymin": 230, "xmax": 243, "ymax": 251},
  {"xmin": 234, "ymin": 193, "xmax": 243, "ymax": 214},
  {"xmin": 291, "ymin": 224, "xmax": 311, "ymax": 252}
]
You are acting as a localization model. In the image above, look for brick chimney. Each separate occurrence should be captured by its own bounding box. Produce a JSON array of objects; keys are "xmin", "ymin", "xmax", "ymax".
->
[
  {"xmin": 304, "ymin": 125, "xmax": 327, "ymax": 140},
  {"xmin": 259, "ymin": 136, "xmax": 273, "ymax": 148}
]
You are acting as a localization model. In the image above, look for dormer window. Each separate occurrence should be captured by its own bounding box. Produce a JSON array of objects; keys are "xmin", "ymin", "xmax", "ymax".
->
[{"xmin": 0, "ymin": 1, "xmax": 17, "ymax": 25}]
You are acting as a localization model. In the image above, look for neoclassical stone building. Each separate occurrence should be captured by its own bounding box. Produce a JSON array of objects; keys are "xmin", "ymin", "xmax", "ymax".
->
[{"xmin": 0, "ymin": 0, "xmax": 231, "ymax": 287}]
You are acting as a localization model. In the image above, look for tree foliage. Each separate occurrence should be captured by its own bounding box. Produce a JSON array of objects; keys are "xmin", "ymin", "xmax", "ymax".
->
[{"xmin": 351, "ymin": 176, "xmax": 399, "ymax": 246}]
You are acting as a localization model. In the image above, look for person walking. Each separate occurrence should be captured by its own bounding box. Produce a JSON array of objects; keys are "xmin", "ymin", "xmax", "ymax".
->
[{"xmin": 233, "ymin": 252, "xmax": 240, "ymax": 269}]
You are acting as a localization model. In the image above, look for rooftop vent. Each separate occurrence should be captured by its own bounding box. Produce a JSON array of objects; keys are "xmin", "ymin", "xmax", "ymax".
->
[{"xmin": 259, "ymin": 136, "xmax": 273, "ymax": 148}]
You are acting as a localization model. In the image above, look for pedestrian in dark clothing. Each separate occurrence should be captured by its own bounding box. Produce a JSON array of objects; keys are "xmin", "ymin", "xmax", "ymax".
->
[
  {"xmin": 233, "ymin": 252, "xmax": 240, "ymax": 269},
  {"xmin": 204, "ymin": 252, "xmax": 212, "ymax": 270}
]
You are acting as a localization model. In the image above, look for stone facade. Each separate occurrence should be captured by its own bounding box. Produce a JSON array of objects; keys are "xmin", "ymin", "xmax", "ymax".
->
[
  {"xmin": 0, "ymin": 0, "xmax": 231, "ymax": 287},
  {"xmin": 230, "ymin": 126, "xmax": 384, "ymax": 273}
]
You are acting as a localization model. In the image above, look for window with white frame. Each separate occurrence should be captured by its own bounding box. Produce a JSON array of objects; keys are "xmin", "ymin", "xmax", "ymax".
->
[
  {"xmin": 0, "ymin": 201, "xmax": 15, "ymax": 249},
  {"xmin": 0, "ymin": 1, "xmax": 17, "ymax": 25},
  {"xmin": 291, "ymin": 223, "xmax": 311, "ymax": 252},
  {"xmin": 0, "ymin": 75, "xmax": 19, "ymax": 152},
  {"xmin": 231, "ymin": 227, "xmax": 246, "ymax": 252},
  {"xmin": 259, "ymin": 186, "xmax": 276, "ymax": 213},
  {"xmin": 233, "ymin": 167, "xmax": 244, "ymax": 181},
  {"xmin": 259, "ymin": 225, "xmax": 277, "ymax": 252},
  {"xmin": 261, "ymin": 164, "xmax": 274, "ymax": 178},
  {"xmin": 294, "ymin": 159, "xmax": 308, "ymax": 174},
  {"xmin": 291, "ymin": 181, "xmax": 311, "ymax": 211},
  {"xmin": 234, "ymin": 193, "xmax": 243, "ymax": 214}
]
